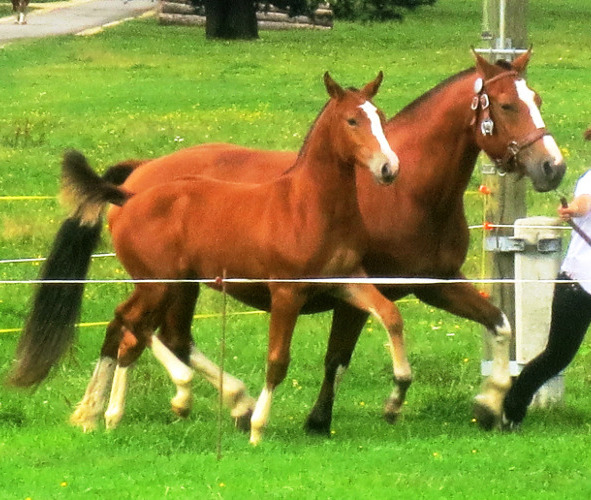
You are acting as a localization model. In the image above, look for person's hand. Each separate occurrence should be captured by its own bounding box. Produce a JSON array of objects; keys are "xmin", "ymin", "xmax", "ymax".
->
[{"xmin": 558, "ymin": 194, "xmax": 591, "ymax": 221}]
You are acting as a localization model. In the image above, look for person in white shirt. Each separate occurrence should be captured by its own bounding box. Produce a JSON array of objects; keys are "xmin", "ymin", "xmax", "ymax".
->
[{"xmin": 504, "ymin": 131, "xmax": 591, "ymax": 427}]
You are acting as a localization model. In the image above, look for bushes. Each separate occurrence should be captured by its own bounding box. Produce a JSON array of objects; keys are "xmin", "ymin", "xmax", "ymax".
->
[{"xmin": 329, "ymin": 0, "xmax": 437, "ymax": 21}]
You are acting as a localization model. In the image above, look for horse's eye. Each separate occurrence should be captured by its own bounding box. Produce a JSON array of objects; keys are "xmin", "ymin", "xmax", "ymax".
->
[
  {"xmin": 347, "ymin": 118, "xmax": 358, "ymax": 126},
  {"xmin": 501, "ymin": 103, "xmax": 517, "ymax": 112}
]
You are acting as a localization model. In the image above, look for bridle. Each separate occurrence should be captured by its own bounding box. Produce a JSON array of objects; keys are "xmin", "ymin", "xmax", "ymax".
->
[{"xmin": 470, "ymin": 70, "xmax": 552, "ymax": 174}]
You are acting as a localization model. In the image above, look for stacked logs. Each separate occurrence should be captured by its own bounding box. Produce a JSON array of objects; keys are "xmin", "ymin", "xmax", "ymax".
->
[{"xmin": 158, "ymin": 1, "xmax": 333, "ymax": 30}]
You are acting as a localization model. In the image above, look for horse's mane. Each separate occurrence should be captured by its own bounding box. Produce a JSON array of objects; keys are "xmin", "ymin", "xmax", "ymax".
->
[
  {"xmin": 392, "ymin": 61, "xmax": 512, "ymax": 122},
  {"xmin": 393, "ymin": 68, "xmax": 476, "ymax": 120}
]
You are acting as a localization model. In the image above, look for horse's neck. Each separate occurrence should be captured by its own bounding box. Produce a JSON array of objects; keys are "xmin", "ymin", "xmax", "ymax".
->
[
  {"xmin": 289, "ymin": 134, "xmax": 361, "ymax": 221},
  {"xmin": 389, "ymin": 73, "xmax": 480, "ymax": 199}
]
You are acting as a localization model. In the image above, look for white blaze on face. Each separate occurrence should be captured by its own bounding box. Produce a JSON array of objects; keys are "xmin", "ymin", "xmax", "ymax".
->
[
  {"xmin": 515, "ymin": 79, "xmax": 564, "ymax": 164},
  {"xmin": 359, "ymin": 101, "xmax": 399, "ymax": 168}
]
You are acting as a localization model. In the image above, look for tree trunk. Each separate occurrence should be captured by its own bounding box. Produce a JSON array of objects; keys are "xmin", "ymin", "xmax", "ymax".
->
[{"xmin": 204, "ymin": 0, "xmax": 258, "ymax": 40}]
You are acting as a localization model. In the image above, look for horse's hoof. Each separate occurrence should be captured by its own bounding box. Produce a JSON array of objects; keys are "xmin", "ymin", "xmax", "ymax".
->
[
  {"xmin": 70, "ymin": 417, "xmax": 98, "ymax": 433},
  {"xmin": 501, "ymin": 412, "xmax": 521, "ymax": 433},
  {"xmin": 303, "ymin": 415, "xmax": 331, "ymax": 437},
  {"xmin": 172, "ymin": 405, "xmax": 191, "ymax": 419},
  {"xmin": 234, "ymin": 409, "xmax": 252, "ymax": 433},
  {"xmin": 383, "ymin": 398, "xmax": 403, "ymax": 424},
  {"xmin": 383, "ymin": 410, "xmax": 399, "ymax": 425},
  {"xmin": 472, "ymin": 397, "xmax": 499, "ymax": 431}
]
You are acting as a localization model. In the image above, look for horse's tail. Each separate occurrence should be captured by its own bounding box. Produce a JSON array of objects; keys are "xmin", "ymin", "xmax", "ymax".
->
[
  {"xmin": 584, "ymin": 128, "xmax": 591, "ymax": 141},
  {"xmin": 8, "ymin": 151, "xmax": 130, "ymax": 387},
  {"xmin": 101, "ymin": 158, "xmax": 150, "ymax": 186}
]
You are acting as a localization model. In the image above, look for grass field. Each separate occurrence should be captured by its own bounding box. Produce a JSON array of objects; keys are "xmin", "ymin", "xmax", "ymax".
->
[{"xmin": 2, "ymin": 0, "xmax": 591, "ymax": 498}]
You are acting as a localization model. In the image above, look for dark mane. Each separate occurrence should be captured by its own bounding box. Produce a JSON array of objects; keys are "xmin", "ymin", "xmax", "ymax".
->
[
  {"xmin": 392, "ymin": 60, "xmax": 512, "ymax": 122},
  {"xmin": 394, "ymin": 67, "xmax": 476, "ymax": 120}
]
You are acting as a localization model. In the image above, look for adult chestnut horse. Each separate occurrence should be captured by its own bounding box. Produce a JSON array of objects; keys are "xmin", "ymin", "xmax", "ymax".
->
[
  {"xmin": 11, "ymin": 73, "xmax": 401, "ymax": 444},
  {"xmin": 112, "ymin": 50, "xmax": 564, "ymax": 432}
]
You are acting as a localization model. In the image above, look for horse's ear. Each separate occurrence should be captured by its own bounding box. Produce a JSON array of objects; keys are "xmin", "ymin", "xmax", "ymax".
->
[
  {"xmin": 361, "ymin": 71, "xmax": 383, "ymax": 100},
  {"xmin": 472, "ymin": 48, "xmax": 496, "ymax": 79},
  {"xmin": 511, "ymin": 47, "xmax": 532, "ymax": 75},
  {"xmin": 324, "ymin": 72, "xmax": 345, "ymax": 100}
]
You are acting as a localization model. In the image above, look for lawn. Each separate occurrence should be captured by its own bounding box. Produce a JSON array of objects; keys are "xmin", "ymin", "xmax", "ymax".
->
[{"xmin": 1, "ymin": 0, "xmax": 591, "ymax": 498}]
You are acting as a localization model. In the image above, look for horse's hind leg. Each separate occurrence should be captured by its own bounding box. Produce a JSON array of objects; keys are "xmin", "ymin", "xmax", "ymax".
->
[
  {"xmin": 305, "ymin": 301, "xmax": 368, "ymax": 435},
  {"xmin": 156, "ymin": 283, "xmax": 254, "ymax": 427},
  {"xmin": 103, "ymin": 285, "xmax": 171, "ymax": 429},
  {"xmin": 70, "ymin": 317, "xmax": 123, "ymax": 432},
  {"xmin": 339, "ymin": 282, "xmax": 411, "ymax": 425},
  {"xmin": 414, "ymin": 281, "xmax": 511, "ymax": 430},
  {"xmin": 104, "ymin": 326, "xmax": 147, "ymax": 430},
  {"xmin": 156, "ymin": 283, "xmax": 199, "ymax": 418},
  {"xmin": 189, "ymin": 347, "xmax": 255, "ymax": 432}
]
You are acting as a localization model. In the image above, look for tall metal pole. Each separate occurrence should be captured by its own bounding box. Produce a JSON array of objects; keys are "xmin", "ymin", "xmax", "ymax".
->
[{"xmin": 479, "ymin": 0, "xmax": 528, "ymax": 376}]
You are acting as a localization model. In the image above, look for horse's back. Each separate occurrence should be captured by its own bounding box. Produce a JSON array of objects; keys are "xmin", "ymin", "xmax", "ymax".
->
[{"xmin": 122, "ymin": 144, "xmax": 296, "ymax": 193}]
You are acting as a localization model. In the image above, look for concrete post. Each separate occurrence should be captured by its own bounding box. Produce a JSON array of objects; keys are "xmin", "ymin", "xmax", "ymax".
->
[{"xmin": 514, "ymin": 216, "xmax": 564, "ymax": 406}]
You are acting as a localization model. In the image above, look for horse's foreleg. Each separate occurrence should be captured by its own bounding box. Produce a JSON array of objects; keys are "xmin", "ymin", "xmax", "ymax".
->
[
  {"xmin": 414, "ymin": 282, "xmax": 511, "ymax": 430},
  {"xmin": 340, "ymin": 283, "xmax": 411, "ymax": 424},
  {"xmin": 305, "ymin": 301, "xmax": 368, "ymax": 435},
  {"xmin": 189, "ymin": 348, "xmax": 255, "ymax": 432},
  {"xmin": 70, "ymin": 318, "xmax": 122, "ymax": 432},
  {"xmin": 250, "ymin": 286, "xmax": 304, "ymax": 445}
]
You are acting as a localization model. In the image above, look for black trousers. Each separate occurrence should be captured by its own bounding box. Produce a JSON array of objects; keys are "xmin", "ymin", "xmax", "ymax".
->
[{"xmin": 503, "ymin": 272, "xmax": 591, "ymax": 424}]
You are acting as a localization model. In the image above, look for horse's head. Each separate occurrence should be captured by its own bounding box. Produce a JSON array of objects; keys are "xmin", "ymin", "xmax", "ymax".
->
[
  {"xmin": 323, "ymin": 72, "xmax": 399, "ymax": 185},
  {"xmin": 471, "ymin": 49, "xmax": 565, "ymax": 192}
]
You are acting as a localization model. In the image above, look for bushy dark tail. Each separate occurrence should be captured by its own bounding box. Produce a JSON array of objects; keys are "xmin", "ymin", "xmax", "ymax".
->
[
  {"xmin": 101, "ymin": 158, "xmax": 149, "ymax": 186},
  {"xmin": 8, "ymin": 151, "xmax": 130, "ymax": 387},
  {"xmin": 584, "ymin": 128, "xmax": 591, "ymax": 141}
]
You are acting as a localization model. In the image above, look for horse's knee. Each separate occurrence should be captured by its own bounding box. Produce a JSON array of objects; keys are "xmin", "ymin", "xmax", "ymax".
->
[{"xmin": 117, "ymin": 329, "xmax": 145, "ymax": 366}]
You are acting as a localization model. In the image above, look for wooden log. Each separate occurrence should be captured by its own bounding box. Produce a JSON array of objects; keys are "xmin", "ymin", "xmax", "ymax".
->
[
  {"xmin": 158, "ymin": 13, "xmax": 206, "ymax": 27},
  {"xmin": 258, "ymin": 20, "xmax": 331, "ymax": 30},
  {"xmin": 161, "ymin": 2, "xmax": 199, "ymax": 15}
]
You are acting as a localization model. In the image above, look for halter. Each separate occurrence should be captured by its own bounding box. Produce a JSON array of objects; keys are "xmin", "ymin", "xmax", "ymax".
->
[{"xmin": 470, "ymin": 70, "xmax": 552, "ymax": 173}]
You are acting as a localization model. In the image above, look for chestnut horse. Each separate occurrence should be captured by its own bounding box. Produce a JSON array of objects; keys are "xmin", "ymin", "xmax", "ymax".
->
[
  {"xmin": 103, "ymin": 50, "xmax": 564, "ymax": 433},
  {"xmin": 11, "ymin": 73, "xmax": 401, "ymax": 444}
]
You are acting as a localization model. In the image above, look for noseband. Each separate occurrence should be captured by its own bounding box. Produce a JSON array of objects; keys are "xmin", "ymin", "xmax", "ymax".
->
[{"xmin": 471, "ymin": 70, "xmax": 552, "ymax": 174}]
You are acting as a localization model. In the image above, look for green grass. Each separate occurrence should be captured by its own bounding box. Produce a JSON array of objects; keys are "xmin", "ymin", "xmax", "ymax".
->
[{"xmin": 2, "ymin": 0, "xmax": 591, "ymax": 498}]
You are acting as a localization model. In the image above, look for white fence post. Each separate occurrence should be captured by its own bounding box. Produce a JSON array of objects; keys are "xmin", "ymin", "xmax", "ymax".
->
[{"xmin": 514, "ymin": 216, "xmax": 564, "ymax": 406}]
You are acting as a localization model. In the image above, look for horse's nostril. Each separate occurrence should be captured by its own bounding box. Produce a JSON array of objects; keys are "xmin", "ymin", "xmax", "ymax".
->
[
  {"xmin": 381, "ymin": 163, "xmax": 392, "ymax": 179},
  {"xmin": 542, "ymin": 160, "xmax": 554, "ymax": 178}
]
